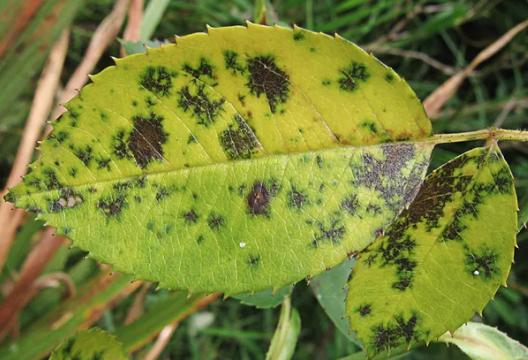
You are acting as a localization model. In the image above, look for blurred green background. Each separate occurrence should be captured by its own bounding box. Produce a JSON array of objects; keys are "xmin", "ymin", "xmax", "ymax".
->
[{"xmin": 0, "ymin": 1, "xmax": 527, "ymax": 359}]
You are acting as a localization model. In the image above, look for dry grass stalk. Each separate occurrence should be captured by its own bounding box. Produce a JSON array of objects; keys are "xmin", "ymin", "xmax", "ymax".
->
[
  {"xmin": 124, "ymin": 282, "xmax": 152, "ymax": 325},
  {"xmin": 0, "ymin": 28, "xmax": 70, "ymax": 272},
  {"xmin": 143, "ymin": 322, "xmax": 179, "ymax": 360},
  {"xmin": 424, "ymin": 19, "xmax": 528, "ymax": 117},
  {"xmin": 48, "ymin": 0, "xmax": 131, "ymax": 131},
  {"xmin": 0, "ymin": 228, "xmax": 65, "ymax": 340},
  {"xmin": 121, "ymin": 0, "xmax": 144, "ymax": 57}
]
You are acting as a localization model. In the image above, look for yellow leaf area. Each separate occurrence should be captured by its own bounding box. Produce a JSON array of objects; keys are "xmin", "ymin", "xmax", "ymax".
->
[
  {"xmin": 7, "ymin": 24, "xmax": 433, "ymax": 294},
  {"xmin": 50, "ymin": 329, "xmax": 127, "ymax": 360},
  {"xmin": 346, "ymin": 144, "xmax": 517, "ymax": 357}
]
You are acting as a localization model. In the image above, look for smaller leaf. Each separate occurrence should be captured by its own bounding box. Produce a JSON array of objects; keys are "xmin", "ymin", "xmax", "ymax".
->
[
  {"xmin": 233, "ymin": 285, "xmax": 293, "ymax": 309},
  {"xmin": 49, "ymin": 328, "xmax": 127, "ymax": 360},
  {"xmin": 346, "ymin": 144, "xmax": 517, "ymax": 357},
  {"xmin": 265, "ymin": 297, "xmax": 301, "ymax": 360},
  {"xmin": 311, "ymin": 257, "xmax": 362, "ymax": 345},
  {"xmin": 439, "ymin": 322, "xmax": 528, "ymax": 360}
]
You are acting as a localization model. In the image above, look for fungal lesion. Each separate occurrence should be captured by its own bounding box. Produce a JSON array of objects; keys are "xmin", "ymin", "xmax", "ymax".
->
[
  {"xmin": 247, "ymin": 253, "xmax": 262, "ymax": 267},
  {"xmin": 246, "ymin": 180, "xmax": 272, "ymax": 216},
  {"xmin": 370, "ymin": 313, "xmax": 420, "ymax": 354},
  {"xmin": 219, "ymin": 114, "xmax": 259, "ymax": 160},
  {"xmin": 177, "ymin": 83, "xmax": 226, "ymax": 126},
  {"xmin": 312, "ymin": 217, "xmax": 346, "ymax": 247},
  {"xmin": 245, "ymin": 55, "xmax": 290, "ymax": 113},
  {"xmin": 182, "ymin": 57, "xmax": 215, "ymax": 80},
  {"xmin": 358, "ymin": 304, "xmax": 372, "ymax": 316},
  {"xmin": 127, "ymin": 112, "xmax": 168, "ymax": 168},
  {"xmin": 223, "ymin": 50, "xmax": 245, "ymax": 74},
  {"xmin": 287, "ymin": 185, "xmax": 309, "ymax": 210},
  {"xmin": 207, "ymin": 212, "xmax": 226, "ymax": 230},
  {"xmin": 139, "ymin": 66, "xmax": 177, "ymax": 97},
  {"xmin": 465, "ymin": 247, "xmax": 499, "ymax": 280},
  {"xmin": 338, "ymin": 62, "xmax": 369, "ymax": 92}
]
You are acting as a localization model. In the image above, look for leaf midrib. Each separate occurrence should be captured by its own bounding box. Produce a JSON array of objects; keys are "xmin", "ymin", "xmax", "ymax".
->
[{"xmin": 19, "ymin": 141, "xmax": 429, "ymax": 197}]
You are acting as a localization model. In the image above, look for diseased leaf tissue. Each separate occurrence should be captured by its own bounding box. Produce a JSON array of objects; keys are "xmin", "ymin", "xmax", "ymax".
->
[
  {"xmin": 346, "ymin": 144, "xmax": 517, "ymax": 356},
  {"xmin": 4, "ymin": 23, "xmax": 518, "ymax": 357},
  {"xmin": 6, "ymin": 23, "xmax": 432, "ymax": 294}
]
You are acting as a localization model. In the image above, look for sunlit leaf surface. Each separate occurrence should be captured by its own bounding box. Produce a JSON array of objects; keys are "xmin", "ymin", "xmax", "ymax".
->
[{"xmin": 7, "ymin": 24, "xmax": 432, "ymax": 294}]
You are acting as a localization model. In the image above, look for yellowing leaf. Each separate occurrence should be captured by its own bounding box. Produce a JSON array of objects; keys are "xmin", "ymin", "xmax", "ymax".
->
[
  {"xmin": 6, "ymin": 24, "xmax": 432, "ymax": 294},
  {"xmin": 345, "ymin": 144, "xmax": 517, "ymax": 357},
  {"xmin": 49, "ymin": 328, "xmax": 127, "ymax": 360}
]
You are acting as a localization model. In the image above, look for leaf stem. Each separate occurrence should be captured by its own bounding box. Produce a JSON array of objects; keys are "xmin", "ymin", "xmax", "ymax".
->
[{"xmin": 430, "ymin": 127, "xmax": 528, "ymax": 145}]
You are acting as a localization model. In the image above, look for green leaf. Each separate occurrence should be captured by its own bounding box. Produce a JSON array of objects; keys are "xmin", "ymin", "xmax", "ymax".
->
[
  {"xmin": 265, "ymin": 297, "xmax": 301, "ymax": 360},
  {"xmin": 6, "ymin": 24, "xmax": 432, "ymax": 295},
  {"xmin": 345, "ymin": 144, "xmax": 517, "ymax": 357},
  {"xmin": 311, "ymin": 257, "xmax": 361, "ymax": 345},
  {"xmin": 233, "ymin": 285, "xmax": 293, "ymax": 309},
  {"xmin": 49, "ymin": 328, "xmax": 127, "ymax": 360},
  {"xmin": 438, "ymin": 322, "xmax": 528, "ymax": 360}
]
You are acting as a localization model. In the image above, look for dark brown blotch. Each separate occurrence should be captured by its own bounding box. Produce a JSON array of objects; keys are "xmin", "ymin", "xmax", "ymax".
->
[
  {"xmin": 247, "ymin": 181, "xmax": 271, "ymax": 216},
  {"xmin": 98, "ymin": 194, "xmax": 126, "ymax": 218},
  {"xmin": 219, "ymin": 114, "xmax": 258, "ymax": 160},
  {"xmin": 246, "ymin": 55, "xmax": 290, "ymax": 113},
  {"xmin": 183, "ymin": 209, "xmax": 199, "ymax": 224},
  {"xmin": 358, "ymin": 304, "xmax": 371, "ymax": 316},
  {"xmin": 127, "ymin": 112, "xmax": 167, "ymax": 168}
]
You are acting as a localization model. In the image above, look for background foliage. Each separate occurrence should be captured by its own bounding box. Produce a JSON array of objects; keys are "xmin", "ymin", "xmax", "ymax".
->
[{"xmin": 0, "ymin": 1, "xmax": 527, "ymax": 359}]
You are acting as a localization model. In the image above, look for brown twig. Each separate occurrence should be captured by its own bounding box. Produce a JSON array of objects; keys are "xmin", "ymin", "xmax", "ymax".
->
[
  {"xmin": 33, "ymin": 272, "xmax": 77, "ymax": 299},
  {"xmin": 144, "ymin": 322, "xmax": 179, "ymax": 360},
  {"xmin": 368, "ymin": 46, "xmax": 457, "ymax": 75},
  {"xmin": 124, "ymin": 282, "xmax": 152, "ymax": 325},
  {"xmin": 120, "ymin": 0, "xmax": 143, "ymax": 57},
  {"xmin": 47, "ymin": 0, "xmax": 130, "ymax": 133},
  {"xmin": 0, "ymin": 28, "xmax": 70, "ymax": 273},
  {"xmin": 0, "ymin": 228, "xmax": 66, "ymax": 340},
  {"xmin": 424, "ymin": 19, "xmax": 528, "ymax": 118}
]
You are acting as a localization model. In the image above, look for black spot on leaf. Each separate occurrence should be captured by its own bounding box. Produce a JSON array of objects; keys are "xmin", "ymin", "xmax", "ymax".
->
[
  {"xmin": 140, "ymin": 66, "xmax": 177, "ymax": 97},
  {"xmin": 371, "ymin": 314, "xmax": 419, "ymax": 353},
  {"xmin": 466, "ymin": 248, "xmax": 499, "ymax": 279},
  {"xmin": 338, "ymin": 62, "xmax": 369, "ymax": 92},
  {"xmin": 288, "ymin": 186, "xmax": 309, "ymax": 209},
  {"xmin": 340, "ymin": 194, "xmax": 359, "ymax": 216},
  {"xmin": 73, "ymin": 145, "xmax": 93, "ymax": 166},
  {"xmin": 178, "ymin": 84, "xmax": 225, "ymax": 126},
  {"xmin": 183, "ymin": 209, "xmax": 199, "ymax": 224},
  {"xmin": 113, "ymin": 130, "xmax": 131, "ymax": 159},
  {"xmin": 314, "ymin": 218, "xmax": 346, "ymax": 245},
  {"xmin": 247, "ymin": 181, "xmax": 271, "ymax": 216},
  {"xmin": 358, "ymin": 304, "xmax": 371, "ymax": 316},
  {"xmin": 223, "ymin": 50, "xmax": 245, "ymax": 74},
  {"xmin": 43, "ymin": 168, "xmax": 62, "ymax": 190},
  {"xmin": 182, "ymin": 57, "xmax": 214, "ymax": 79},
  {"xmin": 207, "ymin": 212, "xmax": 225, "ymax": 230},
  {"xmin": 127, "ymin": 113, "xmax": 167, "ymax": 168},
  {"xmin": 98, "ymin": 195, "xmax": 126, "ymax": 218},
  {"xmin": 293, "ymin": 31, "xmax": 305, "ymax": 41},
  {"xmin": 219, "ymin": 114, "xmax": 259, "ymax": 160},
  {"xmin": 247, "ymin": 253, "xmax": 262, "ymax": 267},
  {"xmin": 246, "ymin": 55, "xmax": 290, "ymax": 113}
]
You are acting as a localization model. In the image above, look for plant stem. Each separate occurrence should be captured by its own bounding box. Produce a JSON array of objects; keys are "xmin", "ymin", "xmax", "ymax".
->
[{"xmin": 429, "ymin": 127, "xmax": 528, "ymax": 145}]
